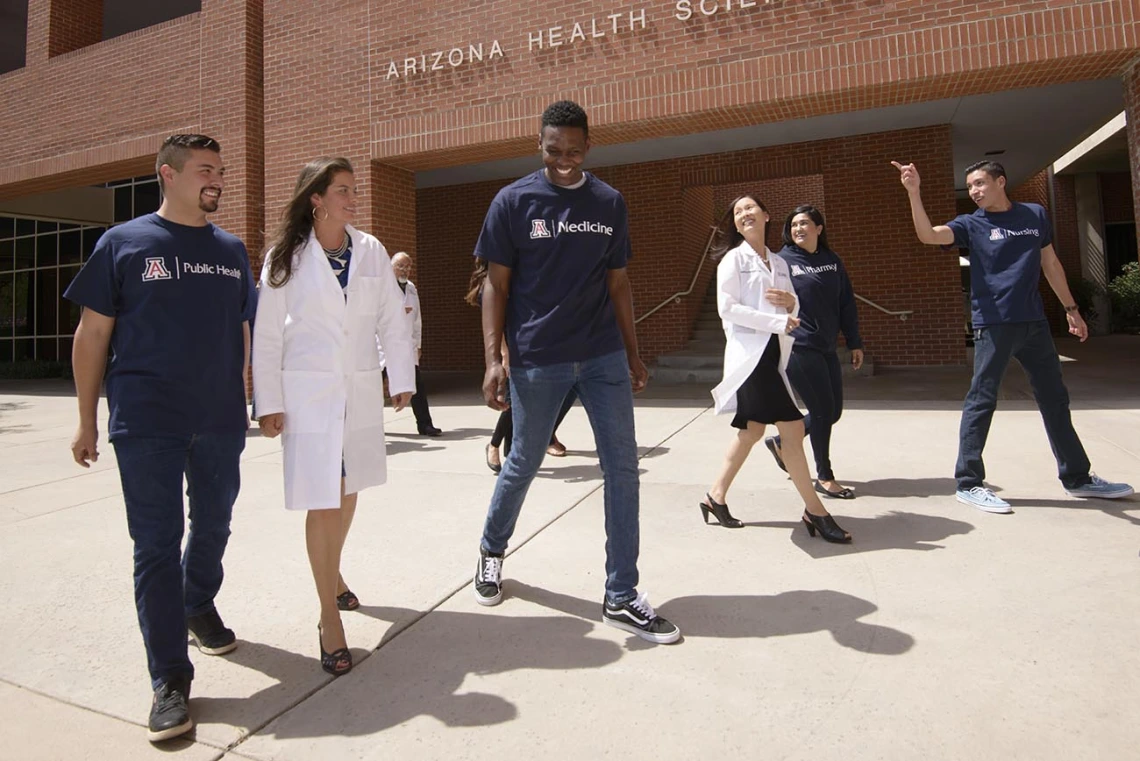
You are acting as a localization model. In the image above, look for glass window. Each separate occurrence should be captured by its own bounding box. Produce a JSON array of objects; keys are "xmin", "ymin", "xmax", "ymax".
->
[
  {"xmin": 59, "ymin": 336, "xmax": 73, "ymax": 361},
  {"xmin": 59, "ymin": 267, "xmax": 82, "ymax": 334},
  {"xmin": 12, "ymin": 272, "xmax": 31, "ymax": 336},
  {"xmin": 35, "ymin": 235, "xmax": 57, "ymax": 269},
  {"xmin": 37, "ymin": 220, "xmax": 58, "ymax": 235},
  {"xmin": 59, "ymin": 231, "xmax": 81, "ymax": 265},
  {"xmin": 36, "ymin": 338, "xmax": 57, "ymax": 362},
  {"xmin": 13, "ymin": 338, "xmax": 33, "ymax": 361},
  {"xmin": 0, "ymin": 217, "xmax": 14, "ymax": 238},
  {"xmin": 0, "ymin": 273, "xmax": 13, "ymax": 337},
  {"xmin": 103, "ymin": 0, "xmax": 201, "ymax": 41},
  {"xmin": 135, "ymin": 182, "xmax": 161, "ymax": 217},
  {"xmin": 0, "ymin": 0, "xmax": 26, "ymax": 76},
  {"xmin": 0, "ymin": 240, "xmax": 12, "ymax": 272},
  {"xmin": 35, "ymin": 269, "xmax": 58, "ymax": 337},
  {"xmin": 15, "ymin": 219, "xmax": 34, "ymax": 237},
  {"xmin": 82, "ymin": 228, "xmax": 106, "ymax": 260},
  {"xmin": 14, "ymin": 238, "xmax": 34, "ymax": 270},
  {"xmin": 114, "ymin": 185, "xmax": 133, "ymax": 223},
  {"xmin": 0, "ymin": 341, "xmax": 11, "ymax": 363}
]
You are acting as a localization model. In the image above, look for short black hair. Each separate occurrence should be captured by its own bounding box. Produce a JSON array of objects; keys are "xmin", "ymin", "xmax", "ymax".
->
[
  {"xmin": 156, "ymin": 134, "xmax": 221, "ymax": 191},
  {"xmin": 964, "ymin": 160, "xmax": 1006, "ymax": 181},
  {"xmin": 541, "ymin": 100, "xmax": 589, "ymax": 140}
]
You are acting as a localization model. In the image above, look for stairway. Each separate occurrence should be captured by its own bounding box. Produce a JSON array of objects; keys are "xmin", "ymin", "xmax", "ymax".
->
[{"xmin": 650, "ymin": 282, "xmax": 874, "ymax": 384}]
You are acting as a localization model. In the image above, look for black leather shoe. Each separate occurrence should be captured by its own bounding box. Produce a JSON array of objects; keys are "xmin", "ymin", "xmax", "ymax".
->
[
  {"xmin": 801, "ymin": 510, "xmax": 852, "ymax": 543},
  {"xmin": 418, "ymin": 425, "xmax": 443, "ymax": 437},
  {"xmin": 699, "ymin": 493, "xmax": 744, "ymax": 528}
]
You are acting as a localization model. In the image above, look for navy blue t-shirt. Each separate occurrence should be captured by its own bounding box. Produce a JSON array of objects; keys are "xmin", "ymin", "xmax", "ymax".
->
[
  {"xmin": 778, "ymin": 245, "xmax": 862, "ymax": 353},
  {"xmin": 474, "ymin": 170, "xmax": 630, "ymax": 367},
  {"xmin": 64, "ymin": 213, "xmax": 256, "ymax": 439},
  {"xmin": 947, "ymin": 202, "xmax": 1051, "ymax": 327}
]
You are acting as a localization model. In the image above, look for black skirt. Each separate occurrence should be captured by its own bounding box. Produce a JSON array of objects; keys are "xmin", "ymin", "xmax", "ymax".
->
[{"xmin": 731, "ymin": 338, "xmax": 804, "ymax": 428}]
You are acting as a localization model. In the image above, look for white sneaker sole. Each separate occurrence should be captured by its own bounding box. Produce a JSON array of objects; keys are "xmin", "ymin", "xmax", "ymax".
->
[
  {"xmin": 189, "ymin": 633, "xmax": 237, "ymax": 656},
  {"xmin": 147, "ymin": 717, "xmax": 193, "ymax": 743},
  {"xmin": 1066, "ymin": 486, "xmax": 1135, "ymax": 499},
  {"xmin": 474, "ymin": 583, "xmax": 502, "ymax": 607},
  {"xmin": 955, "ymin": 494, "xmax": 1012, "ymax": 514},
  {"xmin": 602, "ymin": 616, "xmax": 681, "ymax": 644}
]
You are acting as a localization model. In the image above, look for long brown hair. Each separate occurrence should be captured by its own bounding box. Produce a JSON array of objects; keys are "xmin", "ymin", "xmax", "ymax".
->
[
  {"xmin": 465, "ymin": 257, "xmax": 488, "ymax": 306},
  {"xmin": 264, "ymin": 157, "xmax": 354, "ymax": 288},
  {"xmin": 710, "ymin": 193, "xmax": 770, "ymax": 261}
]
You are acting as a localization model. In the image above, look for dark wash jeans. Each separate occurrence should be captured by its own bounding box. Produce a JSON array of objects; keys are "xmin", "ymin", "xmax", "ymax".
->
[
  {"xmin": 955, "ymin": 320, "xmax": 1090, "ymax": 491},
  {"xmin": 785, "ymin": 349, "xmax": 844, "ymax": 481},
  {"xmin": 112, "ymin": 431, "xmax": 246, "ymax": 689}
]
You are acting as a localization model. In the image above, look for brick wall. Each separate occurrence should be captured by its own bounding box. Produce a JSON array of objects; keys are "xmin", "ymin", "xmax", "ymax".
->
[
  {"xmin": 416, "ymin": 124, "xmax": 962, "ymax": 371},
  {"xmin": 1126, "ymin": 61, "xmax": 1140, "ymax": 235},
  {"xmin": 1100, "ymin": 171, "xmax": 1135, "ymax": 224}
]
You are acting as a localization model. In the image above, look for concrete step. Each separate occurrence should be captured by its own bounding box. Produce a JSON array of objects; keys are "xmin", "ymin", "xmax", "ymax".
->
[
  {"xmin": 656, "ymin": 351, "xmax": 722, "ymax": 369},
  {"xmin": 691, "ymin": 328, "xmax": 724, "ymax": 342},
  {"xmin": 649, "ymin": 365, "xmax": 721, "ymax": 384}
]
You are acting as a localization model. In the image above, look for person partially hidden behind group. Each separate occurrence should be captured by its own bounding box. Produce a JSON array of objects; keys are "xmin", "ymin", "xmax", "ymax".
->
[
  {"xmin": 701, "ymin": 194, "xmax": 852, "ymax": 543},
  {"xmin": 253, "ymin": 157, "xmax": 417, "ymax": 676}
]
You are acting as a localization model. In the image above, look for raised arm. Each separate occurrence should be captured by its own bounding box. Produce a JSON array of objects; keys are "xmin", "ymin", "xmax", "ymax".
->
[{"xmin": 892, "ymin": 161, "xmax": 955, "ymax": 247}]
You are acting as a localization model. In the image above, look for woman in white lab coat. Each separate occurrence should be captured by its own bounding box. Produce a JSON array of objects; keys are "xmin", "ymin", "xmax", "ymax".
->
[
  {"xmin": 702, "ymin": 194, "xmax": 851, "ymax": 543},
  {"xmin": 253, "ymin": 157, "xmax": 417, "ymax": 675}
]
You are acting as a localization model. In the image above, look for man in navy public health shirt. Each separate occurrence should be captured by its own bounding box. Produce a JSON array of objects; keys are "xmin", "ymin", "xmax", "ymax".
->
[
  {"xmin": 65, "ymin": 135, "xmax": 255, "ymax": 743},
  {"xmin": 471, "ymin": 101, "xmax": 680, "ymax": 645},
  {"xmin": 894, "ymin": 159, "xmax": 1132, "ymax": 513}
]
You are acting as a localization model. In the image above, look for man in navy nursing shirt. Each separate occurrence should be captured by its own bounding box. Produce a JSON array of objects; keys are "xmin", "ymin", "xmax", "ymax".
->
[
  {"xmin": 471, "ymin": 100, "xmax": 679, "ymax": 644},
  {"xmin": 65, "ymin": 135, "xmax": 255, "ymax": 742},
  {"xmin": 894, "ymin": 159, "xmax": 1132, "ymax": 513}
]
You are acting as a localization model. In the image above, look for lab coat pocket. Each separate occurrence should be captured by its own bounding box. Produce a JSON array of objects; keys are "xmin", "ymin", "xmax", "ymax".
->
[
  {"xmin": 281, "ymin": 370, "xmax": 337, "ymax": 433},
  {"xmin": 347, "ymin": 368, "xmax": 386, "ymax": 430},
  {"xmin": 348, "ymin": 275, "xmax": 384, "ymax": 316}
]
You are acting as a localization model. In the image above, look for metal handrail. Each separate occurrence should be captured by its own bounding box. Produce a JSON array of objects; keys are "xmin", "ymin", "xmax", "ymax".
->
[
  {"xmin": 635, "ymin": 225, "xmax": 719, "ymax": 324},
  {"xmin": 855, "ymin": 293, "xmax": 913, "ymax": 321}
]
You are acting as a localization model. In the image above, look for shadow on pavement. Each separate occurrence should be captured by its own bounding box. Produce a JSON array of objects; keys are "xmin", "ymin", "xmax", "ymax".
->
[
  {"xmin": 841, "ymin": 477, "xmax": 960, "ymax": 498},
  {"xmin": 743, "ymin": 510, "xmax": 975, "ymax": 555}
]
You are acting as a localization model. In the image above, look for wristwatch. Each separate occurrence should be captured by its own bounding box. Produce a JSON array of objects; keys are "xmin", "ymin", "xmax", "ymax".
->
[{"xmin": 1064, "ymin": 304, "xmax": 1080, "ymax": 313}]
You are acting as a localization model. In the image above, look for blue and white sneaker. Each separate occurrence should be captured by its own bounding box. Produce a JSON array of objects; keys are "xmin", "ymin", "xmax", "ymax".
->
[
  {"xmin": 956, "ymin": 486, "xmax": 1012, "ymax": 514},
  {"xmin": 1065, "ymin": 475, "xmax": 1134, "ymax": 500}
]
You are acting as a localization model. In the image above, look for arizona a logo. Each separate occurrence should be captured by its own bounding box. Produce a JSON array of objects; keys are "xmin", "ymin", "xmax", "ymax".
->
[
  {"xmin": 989, "ymin": 228, "xmax": 1005, "ymax": 241},
  {"xmin": 529, "ymin": 219, "xmax": 551, "ymax": 239},
  {"xmin": 142, "ymin": 257, "xmax": 172, "ymax": 281}
]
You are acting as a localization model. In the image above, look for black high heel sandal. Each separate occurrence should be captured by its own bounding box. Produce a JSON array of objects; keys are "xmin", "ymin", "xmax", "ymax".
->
[
  {"xmin": 700, "ymin": 493, "xmax": 744, "ymax": 528},
  {"xmin": 801, "ymin": 510, "xmax": 852, "ymax": 543},
  {"xmin": 318, "ymin": 624, "xmax": 353, "ymax": 676}
]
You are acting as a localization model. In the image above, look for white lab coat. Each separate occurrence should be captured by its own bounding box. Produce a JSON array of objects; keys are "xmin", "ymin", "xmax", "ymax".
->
[
  {"xmin": 711, "ymin": 241, "xmax": 800, "ymax": 415},
  {"xmin": 253, "ymin": 226, "xmax": 416, "ymax": 511},
  {"xmin": 378, "ymin": 279, "xmax": 421, "ymax": 368}
]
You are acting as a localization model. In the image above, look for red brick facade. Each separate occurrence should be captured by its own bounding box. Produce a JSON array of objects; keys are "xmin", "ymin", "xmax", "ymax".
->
[{"xmin": 2, "ymin": 0, "xmax": 1140, "ymax": 371}]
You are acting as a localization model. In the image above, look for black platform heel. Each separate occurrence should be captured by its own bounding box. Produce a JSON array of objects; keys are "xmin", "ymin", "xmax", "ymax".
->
[
  {"xmin": 700, "ymin": 493, "xmax": 744, "ymax": 528},
  {"xmin": 801, "ymin": 510, "xmax": 852, "ymax": 543},
  {"xmin": 318, "ymin": 624, "xmax": 353, "ymax": 676}
]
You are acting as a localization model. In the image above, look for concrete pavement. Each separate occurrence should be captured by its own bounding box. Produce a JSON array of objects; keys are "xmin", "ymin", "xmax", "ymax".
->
[{"xmin": 1, "ymin": 336, "xmax": 1138, "ymax": 760}]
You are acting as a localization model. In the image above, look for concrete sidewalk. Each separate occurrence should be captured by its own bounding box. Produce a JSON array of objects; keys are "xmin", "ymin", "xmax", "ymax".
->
[{"xmin": 1, "ymin": 336, "xmax": 1138, "ymax": 760}]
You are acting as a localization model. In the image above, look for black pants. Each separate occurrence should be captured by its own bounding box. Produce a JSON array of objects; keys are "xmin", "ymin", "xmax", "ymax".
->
[
  {"xmin": 492, "ymin": 387, "xmax": 577, "ymax": 457},
  {"xmin": 411, "ymin": 365, "xmax": 434, "ymax": 431},
  {"xmin": 785, "ymin": 349, "xmax": 844, "ymax": 481},
  {"xmin": 955, "ymin": 320, "xmax": 1090, "ymax": 490}
]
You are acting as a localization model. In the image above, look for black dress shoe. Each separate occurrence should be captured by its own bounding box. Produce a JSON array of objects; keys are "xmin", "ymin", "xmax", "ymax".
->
[
  {"xmin": 815, "ymin": 482, "xmax": 856, "ymax": 499},
  {"xmin": 418, "ymin": 426, "xmax": 443, "ymax": 437}
]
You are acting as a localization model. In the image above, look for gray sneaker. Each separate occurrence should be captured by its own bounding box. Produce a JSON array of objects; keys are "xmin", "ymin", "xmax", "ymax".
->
[
  {"xmin": 955, "ymin": 486, "xmax": 1012, "ymax": 514},
  {"xmin": 1065, "ymin": 475, "xmax": 1134, "ymax": 500}
]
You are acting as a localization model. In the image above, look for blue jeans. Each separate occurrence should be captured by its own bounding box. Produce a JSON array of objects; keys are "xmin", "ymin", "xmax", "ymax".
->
[
  {"xmin": 112, "ymin": 432, "xmax": 246, "ymax": 689},
  {"xmin": 956, "ymin": 320, "xmax": 1090, "ymax": 491},
  {"xmin": 481, "ymin": 350, "xmax": 640, "ymax": 605}
]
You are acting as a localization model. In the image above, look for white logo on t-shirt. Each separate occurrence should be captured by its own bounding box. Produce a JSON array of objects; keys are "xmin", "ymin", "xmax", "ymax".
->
[
  {"xmin": 989, "ymin": 228, "xmax": 1005, "ymax": 241},
  {"xmin": 141, "ymin": 257, "xmax": 172, "ymax": 281},
  {"xmin": 530, "ymin": 219, "xmax": 551, "ymax": 239}
]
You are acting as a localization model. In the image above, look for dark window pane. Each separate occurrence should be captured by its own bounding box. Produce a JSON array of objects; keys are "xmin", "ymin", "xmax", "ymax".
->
[
  {"xmin": 0, "ymin": 341, "xmax": 12, "ymax": 363},
  {"xmin": 37, "ymin": 220, "xmax": 57, "ymax": 235},
  {"xmin": 0, "ymin": 217, "xmax": 14, "ymax": 238},
  {"xmin": 35, "ymin": 235, "xmax": 58, "ymax": 268},
  {"xmin": 82, "ymin": 228, "xmax": 106, "ymax": 259},
  {"xmin": 13, "ymin": 338, "xmax": 33, "ymax": 361},
  {"xmin": 12, "ymin": 272, "xmax": 31, "ymax": 336},
  {"xmin": 0, "ymin": 240, "xmax": 11, "ymax": 272},
  {"xmin": 36, "ymin": 269, "xmax": 58, "ymax": 337},
  {"xmin": 35, "ymin": 338, "xmax": 58, "ymax": 361},
  {"xmin": 59, "ymin": 232, "xmax": 81, "ymax": 264},
  {"xmin": 135, "ymin": 182, "xmax": 161, "ymax": 217},
  {"xmin": 60, "ymin": 267, "xmax": 82, "ymax": 332},
  {"xmin": 103, "ymin": 0, "xmax": 202, "ymax": 40},
  {"xmin": 59, "ymin": 223, "xmax": 78, "ymax": 231},
  {"xmin": 15, "ymin": 219, "xmax": 35, "ymax": 237},
  {"xmin": 114, "ymin": 186, "xmax": 133, "ymax": 223},
  {"xmin": 0, "ymin": 273, "xmax": 13, "ymax": 337},
  {"xmin": 14, "ymin": 238, "xmax": 34, "ymax": 270},
  {"xmin": 59, "ymin": 336, "xmax": 73, "ymax": 361}
]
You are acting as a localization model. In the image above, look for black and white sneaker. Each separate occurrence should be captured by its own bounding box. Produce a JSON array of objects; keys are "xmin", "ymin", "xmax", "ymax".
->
[
  {"xmin": 602, "ymin": 592, "xmax": 681, "ymax": 644},
  {"xmin": 187, "ymin": 609, "xmax": 237, "ymax": 655},
  {"xmin": 147, "ymin": 677, "xmax": 193, "ymax": 743},
  {"xmin": 474, "ymin": 547, "xmax": 504, "ymax": 606}
]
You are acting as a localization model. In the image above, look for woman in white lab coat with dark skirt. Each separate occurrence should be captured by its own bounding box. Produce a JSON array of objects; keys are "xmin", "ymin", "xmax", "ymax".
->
[
  {"xmin": 253, "ymin": 158, "xmax": 417, "ymax": 675},
  {"xmin": 702, "ymin": 193, "xmax": 851, "ymax": 543}
]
